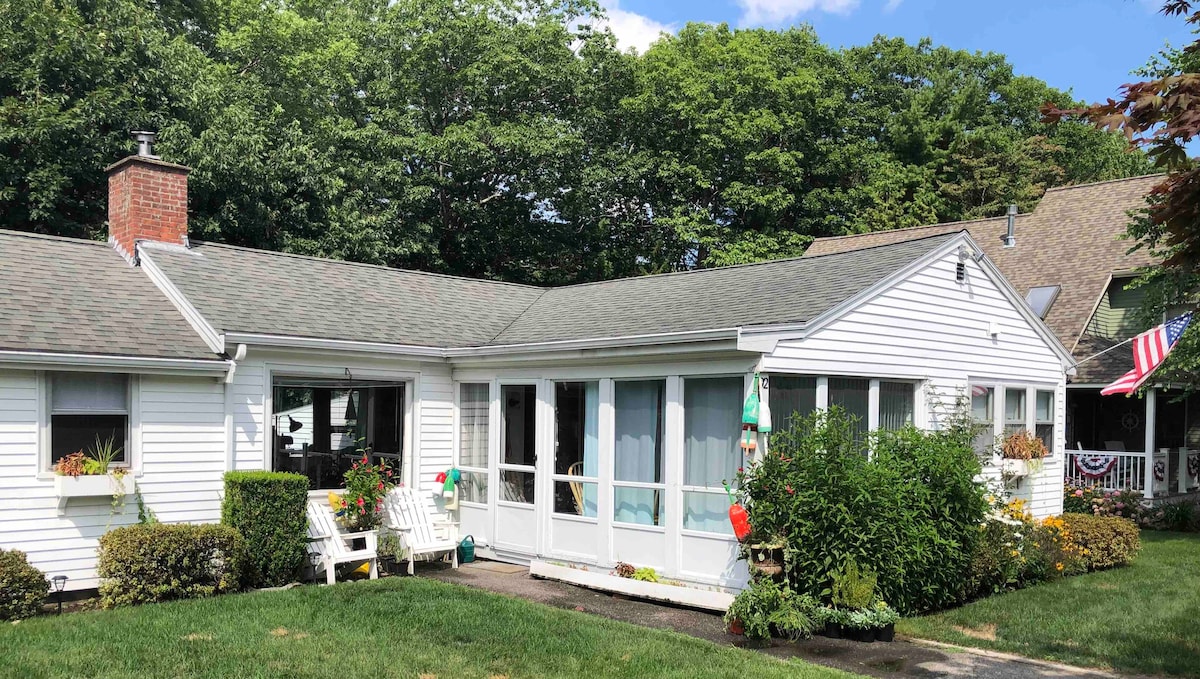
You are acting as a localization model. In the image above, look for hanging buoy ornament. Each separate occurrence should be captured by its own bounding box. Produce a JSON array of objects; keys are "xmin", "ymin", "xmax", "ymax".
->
[
  {"xmin": 724, "ymin": 482, "xmax": 752, "ymax": 541},
  {"xmin": 740, "ymin": 425, "xmax": 757, "ymax": 452},
  {"xmin": 757, "ymin": 374, "xmax": 772, "ymax": 434}
]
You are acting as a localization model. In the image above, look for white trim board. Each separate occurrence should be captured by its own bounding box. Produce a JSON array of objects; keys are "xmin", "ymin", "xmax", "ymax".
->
[{"xmin": 529, "ymin": 560, "xmax": 734, "ymax": 612}]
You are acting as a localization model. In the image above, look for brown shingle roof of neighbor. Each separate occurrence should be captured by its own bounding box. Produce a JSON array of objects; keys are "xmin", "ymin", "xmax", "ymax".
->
[
  {"xmin": 0, "ymin": 230, "xmax": 221, "ymax": 360},
  {"xmin": 805, "ymin": 175, "xmax": 1163, "ymax": 381},
  {"xmin": 143, "ymin": 233, "xmax": 960, "ymax": 349}
]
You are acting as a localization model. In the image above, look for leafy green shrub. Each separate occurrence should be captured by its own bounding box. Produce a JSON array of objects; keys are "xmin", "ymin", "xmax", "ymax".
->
[
  {"xmin": 1142, "ymin": 502, "xmax": 1198, "ymax": 532},
  {"xmin": 0, "ymin": 549, "xmax": 47, "ymax": 620},
  {"xmin": 740, "ymin": 409, "xmax": 988, "ymax": 614},
  {"xmin": 830, "ymin": 559, "xmax": 876, "ymax": 609},
  {"xmin": 98, "ymin": 523, "xmax": 246, "ymax": 608},
  {"xmin": 221, "ymin": 471, "xmax": 308, "ymax": 587},
  {"xmin": 965, "ymin": 520, "xmax": 1024, "ymax": 599},
  {"xmin": 724, "ymin": 579, "xmax": 817, "ymax": 642},
  {"xmin": 1061, "ymin": 513, "xmax": 1141, "ymax": 571}
]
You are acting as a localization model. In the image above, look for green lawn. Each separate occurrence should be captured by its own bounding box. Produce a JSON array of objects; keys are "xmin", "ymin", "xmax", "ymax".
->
[
  {"xmin": 0, "ymin": 576, "xmax": 857, "ymax": 679},
  {"xmin": 898, "ymin": 531, "xmax": 1200, "ymax": 676}
]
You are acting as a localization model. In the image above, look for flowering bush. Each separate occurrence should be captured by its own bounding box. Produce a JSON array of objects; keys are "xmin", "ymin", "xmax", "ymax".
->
[
  {"xmin": 1063, "ymin": 483, "xmax": 1145, "ymax": 522},
  {"xmin": 336, "ymin": 454, "xmax": 396, "ymax": 531},
  {"xmin": 966, "ymin": 497, "xmax": 1087, "ymax": 600},
  {"xmin": 1060, "ymin": 513, "xmax": 1141, "ymax": 570}
]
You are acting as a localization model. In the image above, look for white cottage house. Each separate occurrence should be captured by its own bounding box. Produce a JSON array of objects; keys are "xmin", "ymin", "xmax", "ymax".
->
[{"xmin": 0, "ymin": 142, "xmax": 1073, "ymax": 594}]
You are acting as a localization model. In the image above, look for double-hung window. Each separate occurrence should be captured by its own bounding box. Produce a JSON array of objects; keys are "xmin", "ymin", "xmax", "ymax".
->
[
  {"xmin": 969, "ymin": 385, "xmax": 995, "ymax": 458},
  {"xmin": 1004, "ymin": 387, "xmax": 1028, "ymax": 438},
  {"xmin": 682, "ymin": 376, "xmax": 743, "ymax": 534},
  {"xmin": 458, "ymin": 383, "xmax": 490, "ymax": 504},
  {"xmin": 48, "ymin": 373, "xmax": 130, "ymax": 468},
  {"xmin": 613, "ymin": 380, "xmax": 665, "ymax": 526},
  {"xmin": 1035, "ymin": 390, "xmax": 1055, "ymax": 452}
]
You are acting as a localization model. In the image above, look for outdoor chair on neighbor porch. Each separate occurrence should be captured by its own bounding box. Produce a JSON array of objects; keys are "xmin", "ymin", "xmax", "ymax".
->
[
  {"xmin": 382, "ymin": 487, "xmax": 459, "ymax": 575},
  {"xmin": 306, "ymin": 498, "xmax": 379, "ymax": 585}
]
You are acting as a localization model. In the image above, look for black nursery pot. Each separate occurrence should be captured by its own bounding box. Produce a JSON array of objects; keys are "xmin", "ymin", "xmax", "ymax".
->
[
  {"xmin": 877, "ymin": 623, "xmax": 896, "ymax": 642},
  {"xmin": 852, "ymin": 627, "xmax": 876, "ymax": 643},
  {"xmin": 823, "ymin": 623, "xmax": 842, "ymax": 639}
]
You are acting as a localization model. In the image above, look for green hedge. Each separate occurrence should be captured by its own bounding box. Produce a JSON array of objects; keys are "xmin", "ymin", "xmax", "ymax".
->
[
  {"xmin": 1061, "ymin": 513, "xmax": 1141, "ymax": 570},
  {"xmin": 97, "ymin": 523, "xmax": 245, "ymax": 608},
  {"xmin": 221, "ymin": 471, "xmax": 309, "ymax": 587},
  {"xmin": 0, "ymin": 549, "xmax": 47, "ymax": 620}
]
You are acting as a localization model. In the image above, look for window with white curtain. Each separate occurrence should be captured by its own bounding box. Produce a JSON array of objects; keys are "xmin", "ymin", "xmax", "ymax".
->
[
  {"xmin": 458, "ymin": 383, "xmax": 490, "ymax": 504},
  {"xmin": 878, "ymin": 382, "xmax": 915, "ymax": 431},
  {"xmin": 829, "ymin": 377, "xmax": 869, "ymax": 442},
  {"xmin": 613, "ymin": 380, "xmax": 665, "ymax": 526},
  {"xmin": 767, "ymin": 375, "xmax": 816, "ymax": 433},
  {"xmin": 1004, "ymin": 387, "xmax": 1028, "ymax": 438},
  {"xmin": 1035, "ymin": 390, "xmax": 1054, "ymax": 454},
  {"xmin": 682, "ymin": 376, "xmax": 743, "ymax": 534},
  {"xmin": 970, "ymin": 385, "xmax": 995, "ymax": 458},
  {"xmin": 49, "ymin": 373, "xmax": 130, "ymax": 468},
  {"xmin": 553, "ymin": 381, "xmax": 599, "ymax": 518}
]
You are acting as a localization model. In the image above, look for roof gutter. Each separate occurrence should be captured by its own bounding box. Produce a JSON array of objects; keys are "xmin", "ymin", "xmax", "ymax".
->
[
  {"xmin": 221, "ymin": 327, "xmax": 742, "ymax": 360},
  {"xmin": 0, "ymin": 350, "xmax": 231, "ymax": 375}
]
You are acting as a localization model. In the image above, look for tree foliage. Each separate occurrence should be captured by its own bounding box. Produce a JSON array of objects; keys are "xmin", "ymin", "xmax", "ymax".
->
[{"xmin": 1, "ymin": 0, "xmax": 1150, "ymax": 281}]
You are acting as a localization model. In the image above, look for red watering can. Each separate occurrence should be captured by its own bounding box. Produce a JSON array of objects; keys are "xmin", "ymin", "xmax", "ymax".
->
[{"xmin": 723, "ymin": 482, "xmax": 752, "ymax": 542}]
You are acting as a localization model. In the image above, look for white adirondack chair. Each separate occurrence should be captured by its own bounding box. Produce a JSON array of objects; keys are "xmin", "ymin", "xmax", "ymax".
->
[
  {"xmin": 382, "ymin": 487, "xmax": 459, "ymax": 575},
  {"xmin": 306, "ymin": 498, "xmax": 379, "ymax": 585}
]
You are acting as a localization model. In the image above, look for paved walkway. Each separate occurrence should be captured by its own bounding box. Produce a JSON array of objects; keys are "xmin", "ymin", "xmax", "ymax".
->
[{"xmin": 424, "ymin": 561, "xmax": 1132, "ymax": 679}]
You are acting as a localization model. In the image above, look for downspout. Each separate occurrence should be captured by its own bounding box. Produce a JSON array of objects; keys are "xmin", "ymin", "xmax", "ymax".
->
[{"xmin": 224, "ymin": 343, "xmax": 247, "ymax": 472}]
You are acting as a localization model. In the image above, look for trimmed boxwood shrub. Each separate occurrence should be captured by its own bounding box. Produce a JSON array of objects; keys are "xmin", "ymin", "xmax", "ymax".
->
[
  {"xmin": 0, "ymin": 548, "xmax": 48, "ymax": 620},
  {"xmin": 739, "ymin": 408, "xmax": 989, "ymax": 615},
  {"xmin": 221, "ymin": 471, "xmax": 309, "ymax": 587},
  {"xmin": 98, "ymin": 523, "xmax": 245, "ymax": 608},
  {"xmin": 1061, "ymin": 512, "xmax": 1141, "ymax": 570}
]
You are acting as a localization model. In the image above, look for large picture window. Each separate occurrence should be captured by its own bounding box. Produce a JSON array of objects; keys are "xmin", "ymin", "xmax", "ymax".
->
[
  {"xmin": 613, "ymin": 380, "xmax": 665, "ymax": 526},
  {"xmin": 767, "ymin": 375, "xmax": 816, "ymax": 434},
  {"xmin": 682, "ymin": 376, "xmax": 743, "ymax": 534},
  {"xmin": 49, "ymin": 373, "xmax": 129, "ymax": 467},
  {"xmin": 273, "ymin": 378, "xmax": 405, "ymax": 491}
]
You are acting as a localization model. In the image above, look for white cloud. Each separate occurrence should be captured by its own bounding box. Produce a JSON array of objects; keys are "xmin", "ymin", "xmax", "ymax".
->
[
  {"xmin": 597, "ymin": 1, "xmax": 675, "ymax": 53},
  {"xmin": 883, "ymin": 0, "xmax": 902, "ymax": 12},
  {"xmin": 735, "ymin": 0, "xmax": 860, "ymax": 26}
]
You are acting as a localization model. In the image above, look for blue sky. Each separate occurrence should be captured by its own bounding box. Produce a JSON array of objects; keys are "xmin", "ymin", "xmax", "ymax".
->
[{"xmin": 600, "ymin": 0, "xmax": 1194, "ymax": 105}]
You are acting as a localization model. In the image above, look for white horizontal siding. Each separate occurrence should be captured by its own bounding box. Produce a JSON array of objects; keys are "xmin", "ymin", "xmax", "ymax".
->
[
  {"xmin": 763, "ymin": 251, "xmax": 1068, "ymax": 518},
  {"xmin": 0, "ymin": 370, "xmax": 227, "ymax": 591},
  {"xmin": 416, "ymin": 363, "xmax": 455, "ymax": 519}
]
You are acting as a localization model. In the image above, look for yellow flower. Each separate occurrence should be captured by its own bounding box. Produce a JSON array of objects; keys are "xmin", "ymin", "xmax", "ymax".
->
[{"xmin": 1055, "ymin": 563, "xmax": 1064, "ymax": 572}]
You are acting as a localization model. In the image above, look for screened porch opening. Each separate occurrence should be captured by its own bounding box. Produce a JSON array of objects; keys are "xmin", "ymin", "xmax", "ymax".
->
[{"xmin": 272, "ymin": 378, "xmax": 406, "ymax": 491}]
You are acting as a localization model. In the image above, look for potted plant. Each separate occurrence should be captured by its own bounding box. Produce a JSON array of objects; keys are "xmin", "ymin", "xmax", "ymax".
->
[
  {"xmin": 1000, "ymin": 430, "xmax": 1048, "ymax": 480},
  {"xmin": 333, "ymin": 447, "xmax": 396, "ymax": 537},
  {"xmin": 844, "ymin": 609, "xmax": 876, "ymax": 643},
  {"xmin": 872, "ymin": 601, "xmax": 899, "ymax": 642},
  {"xmin": 746, "ymin": 537, "xmax": 786, "ymax": 580},
  {"xmin": 819, "ymin": 605, "xmax": 845, "ymax": 638}
]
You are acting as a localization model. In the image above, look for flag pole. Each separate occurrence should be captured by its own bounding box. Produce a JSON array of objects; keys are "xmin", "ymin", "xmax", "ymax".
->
[{"xmin": 1068, "ymin": 335, "xmax": 1136, "ymax": 369}]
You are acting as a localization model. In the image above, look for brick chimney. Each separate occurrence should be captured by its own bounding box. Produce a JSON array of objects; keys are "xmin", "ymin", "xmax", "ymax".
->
[{"xmin": 105, "ymin": 131, "xmax": 190, "ymax": 263}]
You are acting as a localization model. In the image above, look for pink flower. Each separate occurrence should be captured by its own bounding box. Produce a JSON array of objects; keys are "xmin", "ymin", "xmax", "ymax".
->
[
  {"xmin": 785, "ymin": 485, "xmax": 794, "ymax": 495},
  {"xmin": 1074, "ymin": 490, "xmax": 1084, "ymax": 497},
  {"xmin": 356, "ymin": 496, "xmax": 365, "ymax": 507},
  {"xmin": 377, "ymin": 482, "xmax": 384, "ymax": 491},
  {"xmin": 1116, "ymin": 502, "xmax": 1125, "ymax": 509}
]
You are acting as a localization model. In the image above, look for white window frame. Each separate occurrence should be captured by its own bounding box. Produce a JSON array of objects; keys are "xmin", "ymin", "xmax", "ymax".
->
[
  {"xmin": 678, "ymin": 373, "xmax": 746, "ymax": 536},
  {"xmin": 454, "ymin": 381, "xmax": 492, "ymax": 508},
  {"xmin": 549, "ymin": 380, "xmax": 600, "ymax": 522},
  {"xmin": 969, "ymin": 381, "xmax": 1059, "ymax": 462},
  {"xmin": 38, "ymin": 371, "xmax": 140, "ymax": 477},
  {"xmin": 768, "ymin": 373, "xmax": 919, "ymax": 433},
  {"xmin": 497, "ymin": 381, "xmax": 539, "ymax": 509},
  {"xmin": 611, "ymin": 377, "xmax": 668, "ymax": 530}
]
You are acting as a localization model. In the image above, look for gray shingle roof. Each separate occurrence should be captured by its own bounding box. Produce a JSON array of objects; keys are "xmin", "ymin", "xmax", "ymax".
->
[
  {"xmin": 0, "ymin": 231, "xmax": 220, "ymax": 360},
  {"xmin": 143, "ymin": 233, "xmax": 956, "ymax": 348},
  {"xmin": 491, "ymin": 234, "xmax": 958, "ymax": 345},
  {"xmin": 141, "ymin": 242, "xmax": 546, "ymax": 348}
]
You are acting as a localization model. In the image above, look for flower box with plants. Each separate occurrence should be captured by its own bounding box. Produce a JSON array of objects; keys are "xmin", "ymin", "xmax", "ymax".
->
[
  {"xmin": 52, "ymin": 436, "xmax": 129, "ymax": 514},
  {"xmin": 999, "ymin": 430, "xmax": 1048, "ymax": 480},
  {"xmin": 328, "ymin": 450, "xmax": 397, "ymax": 546}
]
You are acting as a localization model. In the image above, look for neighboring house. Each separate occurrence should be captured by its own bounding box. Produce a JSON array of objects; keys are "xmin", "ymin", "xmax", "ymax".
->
[
  {"xmin": 807, "ymin": 174, "xmax": 1198, "ymax": 500},
  {"xmin": 0, "ymin": 141, "xmax": 1072, "ymax": 593}
]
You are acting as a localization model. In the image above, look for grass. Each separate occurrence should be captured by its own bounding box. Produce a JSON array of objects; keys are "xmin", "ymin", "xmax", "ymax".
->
[
  {"xmin": 898, "ymin": 530, "xmax": 1200, "ymax": 676},
  {"xmin": 0, "ymin": 576, "xmax": 859, "ymax": 679}
]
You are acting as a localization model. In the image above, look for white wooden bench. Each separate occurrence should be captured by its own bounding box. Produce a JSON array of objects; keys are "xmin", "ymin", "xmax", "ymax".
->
[
  {"xmin": 306, "ymin": 498, "xmax": 379, "ymax": 585},
  {"xmin": 382, "ymin": 487, "xmax": 459, "ymax": 575}
]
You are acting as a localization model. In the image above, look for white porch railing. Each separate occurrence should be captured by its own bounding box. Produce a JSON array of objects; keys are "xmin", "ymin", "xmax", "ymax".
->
[{"xmin": 1065, "ymin": 450, "xmax": 1148, "ymax": 493}]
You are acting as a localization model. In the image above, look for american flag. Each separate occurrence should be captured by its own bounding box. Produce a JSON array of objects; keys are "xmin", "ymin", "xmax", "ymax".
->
[{"xmin": 1101, "ymin": 313, "xmax": 1193, "ymax": 396}]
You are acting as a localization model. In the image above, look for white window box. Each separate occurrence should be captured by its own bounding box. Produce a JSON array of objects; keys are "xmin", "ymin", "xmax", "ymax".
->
[
  {"xmin": 54, "ymin": 474, "xmax": 129, "ymax": 515},
  {"xmin": 1000, "ymin": 458, "xmax": 1043, "ymax": 480}
]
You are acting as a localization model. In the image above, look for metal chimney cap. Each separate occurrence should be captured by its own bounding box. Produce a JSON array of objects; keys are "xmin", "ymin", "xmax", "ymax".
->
[
  {"xmin": 1006, "ymin": 204, "xmax": 1019, "ymax": 216},
  {"xmin": 130, "ymin": 131, "xmax": 160, "ymax": 159}
]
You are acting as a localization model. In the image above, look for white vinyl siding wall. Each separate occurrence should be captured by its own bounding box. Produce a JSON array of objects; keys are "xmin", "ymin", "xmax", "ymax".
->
[
  {"xmin": 760, "ymin": 249, "xmax": 1067, "ymax": 518},
  {"xmin": 0, "ymin": 370, "xmax": 226, "ymax": 591}
]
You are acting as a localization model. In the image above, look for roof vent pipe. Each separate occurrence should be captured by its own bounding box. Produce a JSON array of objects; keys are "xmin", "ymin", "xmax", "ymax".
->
[
  {"xmin": 131, "ymin": 130, "xmax": 160, "ymax": 159},
  {"xmin": 1001, "ymin": 203, "xmax": 1018, "ymax": 248}
]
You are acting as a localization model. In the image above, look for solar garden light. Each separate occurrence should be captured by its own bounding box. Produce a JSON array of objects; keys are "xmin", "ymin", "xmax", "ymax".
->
[{"xmin": 51, "ymin": 575, "xmax": 68, "ymax": 614}]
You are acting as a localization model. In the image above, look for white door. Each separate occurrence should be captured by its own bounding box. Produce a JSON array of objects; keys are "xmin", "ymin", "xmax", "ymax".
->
[
  {"xmin": 494, "ymin": 383, "xmax": 539, "ymax": 555},
  {"xmin": 547, "ymin": 381, "xmax": 601, "ymax": 562}
]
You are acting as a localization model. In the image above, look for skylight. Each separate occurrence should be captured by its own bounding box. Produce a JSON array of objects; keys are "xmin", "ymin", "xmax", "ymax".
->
[{"xmin": 1025, "ymin": 285, "xmax": 1061, "ymax": 319}]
